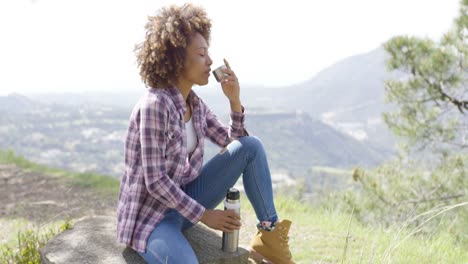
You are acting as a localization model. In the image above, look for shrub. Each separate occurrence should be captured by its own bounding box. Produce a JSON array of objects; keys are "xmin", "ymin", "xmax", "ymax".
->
[
  {"xmin": 326, "ymin": 153, "xmax": 468, "ymax": 245},
  {"xmin": 0, "ymin": 217, "xmax": 73, "ymax": 264}
]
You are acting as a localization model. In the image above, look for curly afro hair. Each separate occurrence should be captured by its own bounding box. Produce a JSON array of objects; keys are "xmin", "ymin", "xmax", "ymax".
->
[{"xmin": 135, "ymin": 3, "xmax": 212, "ymax": 89}]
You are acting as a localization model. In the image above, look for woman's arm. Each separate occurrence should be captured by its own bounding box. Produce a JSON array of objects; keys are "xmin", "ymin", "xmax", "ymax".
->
[
  {"xmin": 204, "ymin": 105, "xmax": 248, "ymax": 147},
  {"xmin": 140, "ymin": 95, "xmax": 205, "ymax": 224},
  {"xmin": 204, "ymin": 59, "xmax": 248, "ymax": 147}
]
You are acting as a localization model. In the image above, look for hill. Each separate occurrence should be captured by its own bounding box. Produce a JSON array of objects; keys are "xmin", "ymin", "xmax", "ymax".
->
[
  {"xmin": 1, "ymin": 152, "xmax": 466, "ymax": 263},
  {"xmin": 0, "ymin": 94, "xmax": 385, "ymax": 182}
]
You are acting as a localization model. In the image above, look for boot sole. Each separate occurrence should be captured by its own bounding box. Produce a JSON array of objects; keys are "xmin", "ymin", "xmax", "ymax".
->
[{"xmin": 248, "ymin": 248, "xmax": 274, "ymax": 264}]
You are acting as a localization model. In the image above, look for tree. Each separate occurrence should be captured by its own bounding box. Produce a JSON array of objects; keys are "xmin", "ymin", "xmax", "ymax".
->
[
  {"xmin": 328, "ymin": 1, "xmax": 468, "ymax": 249},
  {"xmin": 383, "ymin": 0, "xmax": 467, "ymax": 153}
]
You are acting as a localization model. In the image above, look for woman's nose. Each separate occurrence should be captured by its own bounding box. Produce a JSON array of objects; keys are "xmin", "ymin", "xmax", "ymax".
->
[{"xmin": 207, "ymin": 55, "xmax": 213, "ymax": 66}]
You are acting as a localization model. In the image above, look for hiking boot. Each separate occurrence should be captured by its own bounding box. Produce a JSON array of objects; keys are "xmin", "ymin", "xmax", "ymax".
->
[{"xmin": 248, "ymin": 219, "xmax": 294, "ymax": 264}]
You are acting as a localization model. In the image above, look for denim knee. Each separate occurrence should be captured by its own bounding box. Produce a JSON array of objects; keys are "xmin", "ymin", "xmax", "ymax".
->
[
  {"xmin": 142, "ymin": 239, "xmax": 198, "ymax": 264},
  {"xmin": 238, "ymin": 136, "xmax": 264, "ymax": 154}
]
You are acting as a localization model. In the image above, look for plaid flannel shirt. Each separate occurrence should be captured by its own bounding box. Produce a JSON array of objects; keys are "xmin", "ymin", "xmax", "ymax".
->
[{"xmin": 116, "ymin": 87, "xmax": 247, "ymax": 253}]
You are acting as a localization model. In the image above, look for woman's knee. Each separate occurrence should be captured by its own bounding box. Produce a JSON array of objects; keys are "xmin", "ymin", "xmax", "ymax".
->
[
  {"xmin": 144, "ymin": 239, "xmax": 198, "ymax": 264},
  {"xmin": 142, "ymin": 222, "xmax": 198, "ymax": 264},
  {"xmin": 143, "ymin": 239, "xmax": 172, "ymax": 264},
  {"xmin": 238, "ymin": 136, "xmax": 264, "ymax": 152}
]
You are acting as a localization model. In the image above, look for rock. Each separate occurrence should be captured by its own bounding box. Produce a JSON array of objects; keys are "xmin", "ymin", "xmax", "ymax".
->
[
  {"xmin": 185, "ymin": 223, "xmax": 250, "ymax": 264},
  {"xmin": 40, "ymin": 215, "xmax": 249, "ymax": 264}
]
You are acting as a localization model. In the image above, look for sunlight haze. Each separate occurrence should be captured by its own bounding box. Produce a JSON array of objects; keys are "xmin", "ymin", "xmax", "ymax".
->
[{"xmin": 0, "ymin": 0, "xmax": 460, "ymax": 95}]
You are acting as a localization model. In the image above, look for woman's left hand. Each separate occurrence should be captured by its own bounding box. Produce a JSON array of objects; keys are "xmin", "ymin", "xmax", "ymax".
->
[{"xmin": 220, "ymin": 58, "xmax": 241, "ymax": 105}]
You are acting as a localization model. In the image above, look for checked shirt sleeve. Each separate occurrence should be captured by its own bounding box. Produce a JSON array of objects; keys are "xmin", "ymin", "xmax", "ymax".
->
[
  {"xmin": 205, "ymin": 104, "xmax": 248, "ymax": 148},
  {"xmin": 140, "ymin": 95, "xmax": 205, "ymax": 223}
]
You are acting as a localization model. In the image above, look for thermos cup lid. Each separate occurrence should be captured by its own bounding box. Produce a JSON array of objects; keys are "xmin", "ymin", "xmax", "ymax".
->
[{"xmin": 226, "ymin": 188, "xmax": 240, "ymax": 200}]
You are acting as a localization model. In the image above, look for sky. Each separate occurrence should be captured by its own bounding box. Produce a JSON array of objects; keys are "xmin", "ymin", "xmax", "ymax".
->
[{"xmin": 0, "ymin": 0, "xmax": 461, "ymax": 95}]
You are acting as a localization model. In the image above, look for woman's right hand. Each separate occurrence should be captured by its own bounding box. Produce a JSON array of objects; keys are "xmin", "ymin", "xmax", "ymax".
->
[{"xmin": 200, "ymin": 209, "xmax": 241, "ymax": 232}]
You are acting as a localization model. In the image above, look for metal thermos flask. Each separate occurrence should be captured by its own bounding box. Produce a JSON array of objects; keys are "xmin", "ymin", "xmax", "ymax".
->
[{"xmin": 222, "ymin": 188, "xmax": 240, "ymax": 252}]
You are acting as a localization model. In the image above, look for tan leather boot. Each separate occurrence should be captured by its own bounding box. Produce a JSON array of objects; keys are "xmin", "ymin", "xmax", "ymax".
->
[{"xmin": 248, "ymin": 219, "xmax": 294, "ymax": 264}]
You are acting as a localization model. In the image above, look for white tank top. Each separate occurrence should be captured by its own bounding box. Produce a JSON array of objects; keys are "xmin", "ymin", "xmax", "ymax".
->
[{"xmin": 185, "ymin": 117, "xmax": 197, "ymax": 153}]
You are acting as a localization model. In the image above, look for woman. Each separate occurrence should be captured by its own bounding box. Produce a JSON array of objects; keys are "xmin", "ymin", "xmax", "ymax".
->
[{"xmin": 116, "ymin": 3, "xmax": 294, "ymax": 264}]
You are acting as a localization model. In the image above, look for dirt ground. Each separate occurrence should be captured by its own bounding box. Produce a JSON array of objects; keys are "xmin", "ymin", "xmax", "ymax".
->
[{"xmin": 0, "ymin": 163, "xmax": 117, "ymax": 225}]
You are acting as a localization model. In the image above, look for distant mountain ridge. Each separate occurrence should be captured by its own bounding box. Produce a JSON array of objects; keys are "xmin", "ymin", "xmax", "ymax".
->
[
  {"xmin": 0, "ymin": 93, "xmax": 43, "ymax": 113},
  {"xmin": 286, "ymin": 47, "xmax": 395, "ymax": 115}
]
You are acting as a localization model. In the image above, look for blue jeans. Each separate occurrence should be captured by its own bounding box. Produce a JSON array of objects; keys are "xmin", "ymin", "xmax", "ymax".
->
[{"xmin": 137, "ymin": 136, "xmax": 278, "ymax": 264}]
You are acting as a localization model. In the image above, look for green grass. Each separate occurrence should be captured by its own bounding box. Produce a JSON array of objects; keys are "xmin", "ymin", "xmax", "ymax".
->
[
  {"xmin": 1, "ymin": 150, "xmax": 467, "ymax": 263},
  {"xmin": 266, "ymin": 197, "xmax": 468, "ymax": 263},
  {"xmin": 0, "ymin": 218, "xmax": 73, "ymax": 264}
]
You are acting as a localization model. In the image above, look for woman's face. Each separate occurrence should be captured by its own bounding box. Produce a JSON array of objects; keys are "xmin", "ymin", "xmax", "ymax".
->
[{"xmin": 180, "ymin": 32, "xmax": 213, "ymax": 87}]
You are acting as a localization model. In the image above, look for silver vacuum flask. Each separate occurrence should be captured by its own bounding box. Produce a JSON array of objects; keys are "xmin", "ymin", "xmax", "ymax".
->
[{"xmin": 221, "ymin": 188, "xmax": 240, "ymax": 253}]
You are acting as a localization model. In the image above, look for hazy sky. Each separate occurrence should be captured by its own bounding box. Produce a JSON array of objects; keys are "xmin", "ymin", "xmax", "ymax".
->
[{"xmin": 0, "ymin": 0, "xmax": 461, "ymax": 95}]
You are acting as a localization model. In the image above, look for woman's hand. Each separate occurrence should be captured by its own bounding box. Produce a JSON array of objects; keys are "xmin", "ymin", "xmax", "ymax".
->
[
  {"xmin": 220, "ymin": 58, "xmax": 241, "ymax": 112},
  {"xmin": 200, "ymin": 209, "xmax": 241, "ymax": 232}
]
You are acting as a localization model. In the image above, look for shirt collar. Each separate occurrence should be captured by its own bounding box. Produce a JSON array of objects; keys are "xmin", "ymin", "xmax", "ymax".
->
[
  {"xmin": 188, "ymin": 90, "xmax": 200, "ymax": 106},
  {"xmin": 166, "ymin": 87, "xmax": 200, "ymax": 115}
]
